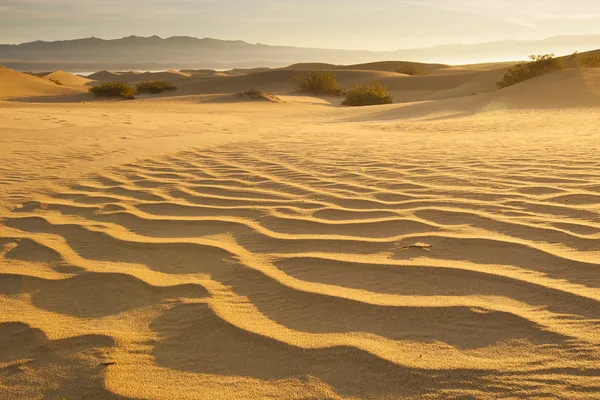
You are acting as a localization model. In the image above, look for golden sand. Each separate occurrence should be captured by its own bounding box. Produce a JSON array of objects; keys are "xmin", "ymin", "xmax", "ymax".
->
[{"xmin": 1, "ymin": 66, "xmax": 599, "ymax": 399}]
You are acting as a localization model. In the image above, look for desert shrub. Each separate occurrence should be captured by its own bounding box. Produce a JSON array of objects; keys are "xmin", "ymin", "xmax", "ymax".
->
[
  {"xmin": 342, "ymin": 82, "xmax": 393, "ymax": 106},
  {"xmin": 579, "ymin": 55, "xmax": 600, "ymax": 68},
  {"xmin": 565, "ymin": 51, "xmax": 581, "ymax": 69},
  {"xmin": 89, "ymin": 82, "xmax": 136, "ymax": 99},
  {"xmin": 497, "ymin": 54, "xmax": 565, "ymax": 88},
  {"xmin": 48, "ymin": 78, "xmax": 62, "ymax": 85},
  {"xmin": 237, "ymin": 89, "xmax": 282, "ymax": 102},
  {"xmin": 136, "ymin": 80, "xmax": 177, "ymax": 94},
  {"xmin": 237, "ymin": 89, "xmax": 263, "ymax": 98},
  {"xmin": 397, "ymin": 66, "xmax": 425, "ymax": 76},
  {"xmin": 293, "ymin": 71, "xmax": 341, "ymax": 95},
  {"xmin": 237, "ymin": 89, "xmax": 271, "ymax": 99}
]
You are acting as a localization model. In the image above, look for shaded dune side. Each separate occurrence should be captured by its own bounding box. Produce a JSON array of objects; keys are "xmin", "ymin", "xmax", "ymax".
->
[
  {"xmin": 151, "ymin": 303, "xmax": 507, "ymax": 399},
  {"xmin": 0, "ymin": 322, "xmax": 129, "ymax": 400},
  {"xmin": 0, "ymin": 272, "xmax": 207, "ymax": 318}
]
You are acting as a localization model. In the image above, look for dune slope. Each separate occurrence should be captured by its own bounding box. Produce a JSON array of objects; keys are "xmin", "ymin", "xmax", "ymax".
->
[
  {"xmin": 42, "ymin": 70, "xmax": 94, "ymax": 86},
  {"xmin": 0, "ymin": 67, "xmax": 84, "ymax": 99}
]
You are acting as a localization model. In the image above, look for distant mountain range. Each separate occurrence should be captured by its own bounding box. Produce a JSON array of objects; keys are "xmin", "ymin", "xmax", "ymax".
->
[{"xmin": 1, "ymin": 34, "xmax": 599, "ymax": 72}]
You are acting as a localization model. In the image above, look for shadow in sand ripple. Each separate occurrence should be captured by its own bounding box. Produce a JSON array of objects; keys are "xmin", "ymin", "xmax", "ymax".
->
[
  {"xmin": 0, "ymin": 322, "xmax": 130, "ymax": 400},
  {"xmin": 151, "ymin": 303, "xmax": 508, "ymax": 399}
]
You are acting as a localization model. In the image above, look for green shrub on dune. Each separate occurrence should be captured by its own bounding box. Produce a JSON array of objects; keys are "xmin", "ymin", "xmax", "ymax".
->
[
  {"xmin": 136, "ymin": 80, "xmax": 177, "ymax": 94},
  {"xmin": 497, "ymin": 54, "xmax": 565, "ymax": 88},
  {"xmin": 342, "ymin": 82, "xmax": 393, "ymax": 106},
  {"xmin": 89, "ymin": 81, "xmax": 136, "ymax": 99},
  {"xmin": 293, "ymin": 71, "xmax": 341, "ymax": 96}
]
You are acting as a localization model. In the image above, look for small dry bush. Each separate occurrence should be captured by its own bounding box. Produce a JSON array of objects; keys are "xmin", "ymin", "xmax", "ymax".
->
[
  {"xmin": 237, "ymin": 89, "xmax": 282, "ymax": 102},
  {"xmin": 48, "ymin": 78, "xmax": 62, "ymax": 85},
  {"xmin": 89, "ymin": 82, "xmax": 136, "ymax": 99},
  {"xmin": 342, "ymin": 82, "xmax": 393, "ymax": 106},
  {"xmin": 397, "ymin": 66, "xmax": 425, "ymax": 75},
  {"xmin": 293, "ymin": 71, "xmax": 341, "ymax": 95},
  {"xmin": 238, "ymin": 89, "xmax": 264, "ymax": 97},
  {"xmin": 497, "ymin": 54, "xmax": 565, "ymax": 88},
  {"xmin": 136, "ymin": 80, "xmax": 177, "ymax": 94}
]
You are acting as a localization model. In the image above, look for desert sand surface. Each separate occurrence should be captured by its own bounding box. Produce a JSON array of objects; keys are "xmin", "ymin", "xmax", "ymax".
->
[
  {"xmin": 1, "ymin": 65, "xmax": 600, "ymax": 400},
  {"xmin": 0, "ymin": 67, "xmax": 87, "ymax": 99},
  {"xmin": 41, "ymin": 70, "xmax": 95, "ymax": 87}
]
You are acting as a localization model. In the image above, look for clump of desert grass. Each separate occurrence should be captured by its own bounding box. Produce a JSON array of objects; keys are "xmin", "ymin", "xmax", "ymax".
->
[
  {"xmin": 293, "ymin": 71, "xmax": 341, "ymax": 96},
  {"xmin": 48, "ymin": 78, "xmax": 62, "ymax": 85},
  {"xmin": 89, "ymin": 81, "xmax": 136, "ymax": 99},
  {"xmin": 342, "ymin": 82, "xmax": 393, "ymax": 106},
  {"xmin": 497, "ymin": 54, "xmax": 565, "ymax": 88},
  {"xmin": 136, "ymin": 80, "xmax": 177, "ymax": 94}
]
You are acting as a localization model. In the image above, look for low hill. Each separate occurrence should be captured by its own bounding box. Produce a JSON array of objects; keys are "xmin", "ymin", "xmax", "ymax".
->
[
  {"xmin": 225, "ymin": 67, "xmax": 275, "ymax": 75},
  {"xmin": 283, "ymin": 61, "xmax": 450, "ymax": 75},
  {"xmin": 87, "ymin": 70, "xmax": 194, "ymax": 83},
  {"xmin": 175, "ymin": 69, "xmax": 403, "ymax": 96},
  {"xmin": 337, "ymin": 61, "xmax": 448, "ymax": 74},
  {"xmin": 360, "ymin": 68, "xmax": 600, "ymax": 122},
  {"xmin": 490, "ymin": 68, "xmax": 600, "ymax": 109},
  {"xmin": 86, "ymin": 70, "xmax": 122, "ymax": 81},
  {"xmin": 283, "ymin": 63, "xmax": 338, "ymax": 70},
  {"xmin": 42, "ymin": 70, "xmax": 93, "ymax": 86},
  {"xmin": 165, "ymin": 67, "xmax": 509, "ymax": 103},
  {"xmin": 0, "ymin": 67, "xmax": 84, "ymax": 99}
]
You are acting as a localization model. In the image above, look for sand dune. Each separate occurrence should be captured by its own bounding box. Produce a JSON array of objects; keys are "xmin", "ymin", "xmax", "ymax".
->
[
  {"xmin": 0, "ymin": 67, "xmax": 85, "ymax": 99},
  {"xmin": 155, "ymin": 67, "xmax": 508, "ymax": 104},
  {"xmin": 73, "ymin": 60, "xmax": 511, "ymax": 104},
  {"xmin": 42, "ymin": 70, "xmax": 94, "ymax": 86},
  {"xmin": 1, "ymin": 59, "xmax": 600, "ymax": 399},
  {"xmin": 87, "ymin": 70, "xmax": 196, "ymax": 83},
  {"xmin": 86, "ymin": 70, "xmax": 123, "ymax": 81}
]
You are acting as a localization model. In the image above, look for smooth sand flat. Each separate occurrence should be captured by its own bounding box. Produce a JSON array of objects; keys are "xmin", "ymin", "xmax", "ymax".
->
[{"xmin": 1, "ymin": 67, "xmax": 600, "ymax": 399}]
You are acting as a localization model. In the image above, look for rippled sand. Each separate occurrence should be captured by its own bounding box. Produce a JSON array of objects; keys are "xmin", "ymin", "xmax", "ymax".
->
[{"xmin": 1, "ymin": 69, "xmax": 600, "ymax": 399}]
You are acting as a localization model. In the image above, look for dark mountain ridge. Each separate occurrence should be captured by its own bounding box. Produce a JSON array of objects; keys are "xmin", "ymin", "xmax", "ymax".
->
[{"xmin": 1, "ymin": 34, "xmax": 599, "ymax": 72}]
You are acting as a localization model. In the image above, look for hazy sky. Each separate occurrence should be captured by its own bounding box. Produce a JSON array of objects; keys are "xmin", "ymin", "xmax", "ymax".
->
[{"xmin": 2, "ymin": 0, "xmax": 600, "ymax": 49}]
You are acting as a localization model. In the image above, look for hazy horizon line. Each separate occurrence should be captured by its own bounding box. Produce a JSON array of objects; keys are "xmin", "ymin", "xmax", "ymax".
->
[{"xmin": 3, "ymin": 32, "xmax": 600, "ymax": 52}]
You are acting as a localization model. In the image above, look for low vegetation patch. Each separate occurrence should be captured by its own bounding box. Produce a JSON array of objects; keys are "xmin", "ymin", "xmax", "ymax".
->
[
  {"xmin": 89, "ymin": 81, "xmax": 136, "ymax": 99},
  {"xmin": 293, "ymin": 71, "xmax": 341, "ymax": 96},
  {"xmin": 342, "ymin": 82, "xmax": 393, "ymax": 106},
  {"xmin": 497, "ymin": 54, "xmax": 565, "ymax": 88},
  {"xmin": 397, "ymin": 66, "xmax": 425, "ymax": 76},
  {"xmin": 48, "ymin": 78, "xmax": 62, "ymax": 85},
  {"xmin": 579, "ymin": 55, "xmax": 600, "ymax": 68},
  {"xmin": 237, "ymin": 89, "xmax": 282, "ymax": 102},
  {"xmin": 136, "ymin": 80, "xmax": 177, "ymax": 94}
]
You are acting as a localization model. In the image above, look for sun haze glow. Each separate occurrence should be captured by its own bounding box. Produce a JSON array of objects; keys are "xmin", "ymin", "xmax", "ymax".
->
[{"xmin": 1, "ymin": 0, "xmax": 600, "ymax": 49}]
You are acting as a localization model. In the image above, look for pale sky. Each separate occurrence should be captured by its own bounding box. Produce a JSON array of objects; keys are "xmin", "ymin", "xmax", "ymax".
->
[{"xmin": 1, "ymin": 0, "xmax": 600, "ymax": 49}]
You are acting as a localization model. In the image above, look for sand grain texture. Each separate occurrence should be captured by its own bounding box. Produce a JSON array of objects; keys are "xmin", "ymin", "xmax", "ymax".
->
[{"xmin": 1, "ymin": 66, "xmax": 600, "ymax": 399}]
